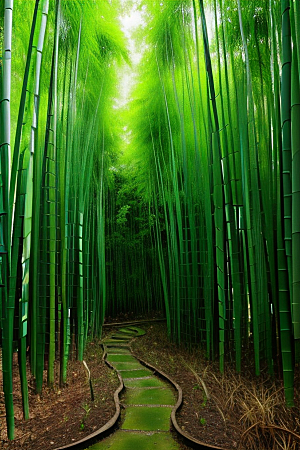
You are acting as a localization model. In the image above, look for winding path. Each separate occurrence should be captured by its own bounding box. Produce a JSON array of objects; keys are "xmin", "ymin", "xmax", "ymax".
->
[
  {"xmin": 87, "ymin": 326, "xmax": 180, "ymax": 450},
  {"xmin": 56, "ymin": 325, "xmax": 223, "ymax": 450}
]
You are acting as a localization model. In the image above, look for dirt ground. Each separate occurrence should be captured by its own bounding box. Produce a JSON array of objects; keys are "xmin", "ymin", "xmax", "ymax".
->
[
  {"xmin": 131, "ymin": 322, "xmax": 300, "ymax": 450},
  {"xmin": 0, "ymin": 318, "xmax": 300, "ymax": 450},
  {"xmin": 0, "ymin": 340, "xmax": 119, "ymax": 450}
]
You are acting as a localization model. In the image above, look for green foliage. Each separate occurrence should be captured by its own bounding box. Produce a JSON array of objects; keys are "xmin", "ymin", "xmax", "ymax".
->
[
  {"xmin": 199, "ymin": 417, "xmax": 206, "ymax": 425},
  {"xmin": 125, "ymin": 0, "xmax": 299, "ymax": 406},
  {"xmin": 105, "ymin": 166, "xmax": 162, "ymax": 317},
  {"xmin": 0, "ymin": 0, "xmax": 128, "ymax": 439},
  {"xmin": 201, "ymin": 394, "xmax": 208, "ymax": 408},
  {"xmin": 1, "ymin": 0, "xmax": 300, "ymax": 440},
  {"xmin": 79, "ymin": 402, "xmax": 91, "ymax": 431}
]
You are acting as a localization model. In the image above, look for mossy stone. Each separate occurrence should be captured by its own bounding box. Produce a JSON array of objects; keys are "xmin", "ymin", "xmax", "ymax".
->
[
  {"xmin": 111, "ymin": 361, "xmax": 144, "ymax": 370},
  {"xmin": 121, "ymin": 406, "xmax": 172, "ymax": 431},
  {"xmin": 106, "ymin": 354, "xmax": 138, "ymax": 363},
  {"xmin": 118, "ymin": 327, "xmax": 138, "ymax": 335},
  {"xmin": 124, "ymin": 377, "xmax": 168, "ymax": 389},
  {"xmin": 112, "ymin": 334, "xmax": 132, "ymax": 340},
  {"xmin": 125, "ymin": 326, "xmax": 146, "ymax": 336},
  {"xmin": 88, "ymin": 430, "xmax": 179, "ymax": 450},
  {"xmin": 120, "ymin": 368, "xmax": 153, "ymax": 378},
  {"xmin": 104, "ymin": 347, "xmax": 131, "ymax": 354},
  {"xmin": 124, "ymin": 388, "xmax": 175, "ymax": 406}
]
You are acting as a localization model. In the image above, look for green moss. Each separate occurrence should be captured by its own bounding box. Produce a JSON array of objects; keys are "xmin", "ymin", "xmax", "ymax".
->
[
  {"xmin": 121, "ymin": 406, "xmax": 172, "ymax": 431},
  {"xmin": 124, "ymin": 388, "xmax": 175, "ymax": 406},
  {"xmin": 124, "ymin": 377, "xmax": 168, "ymax": 389},
  {"xmin": 104, "ymin": 347, "xmax": 131, "ymax": 354},
  {"xmin": 107, "ymin": 354, "xmax": 138, "ymax": 362},
  {"xmin": 119, "ymin": 369, "xmax": 153, "ymax": 378},
  {"xmin": 88, "ymin": 430, "xmax": 179, "ymax": 449},
  {"xmin": 112, "ymin": 361, "xmax": 144, "ymax": 371}
]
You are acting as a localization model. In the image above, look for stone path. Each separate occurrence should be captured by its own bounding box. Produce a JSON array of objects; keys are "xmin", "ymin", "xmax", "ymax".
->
[{"xmin": 86, "ymin": 326, "xmax": 180, "ymax": 450}]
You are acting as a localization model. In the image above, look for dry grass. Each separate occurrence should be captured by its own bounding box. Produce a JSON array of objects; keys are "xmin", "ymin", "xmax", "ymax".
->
[
  {"xmin": 189, "ymin": 363, "xmax": 300, "ymax": 450},
  {"xmin": 131, "ymin": 322, "xmax": 300, "ymax": 450}
]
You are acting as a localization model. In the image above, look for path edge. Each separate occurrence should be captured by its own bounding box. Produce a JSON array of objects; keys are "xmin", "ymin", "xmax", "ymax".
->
[
  {"xmin": 131, "ymin": 352, "xmax": 225, "ymax": 450},
  {"xmin": 52, "ymin": 331, "xmax": 226, "ymax": 450},
  {"xmin": 53, "ymin": 351, "xmax": 124, "ymax": 450}
]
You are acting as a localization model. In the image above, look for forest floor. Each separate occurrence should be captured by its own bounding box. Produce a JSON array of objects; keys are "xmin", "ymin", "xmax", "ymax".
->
[
  {"xmin": 0, "ymin": 314, "xmax": 300, "ymax": 450},
  {"xmin": 0, "ymin": 338, "xmax": 119, "ymax": 450}
]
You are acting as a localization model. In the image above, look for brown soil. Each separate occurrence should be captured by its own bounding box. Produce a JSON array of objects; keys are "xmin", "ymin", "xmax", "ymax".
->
[
  {"xmin": 0, "ymin": 340, "xmax": 119, "ymax": 450},
  {"xmin": 1, "ymin": 318, "xmax": 300, "ymax": 450},
  {"xmin": 130, "ymin": 323, "xmax": 241, "ymax": 450},
  {"xmin": 131, "ymin": 322, "xmax": 300, "ymax": 450}
]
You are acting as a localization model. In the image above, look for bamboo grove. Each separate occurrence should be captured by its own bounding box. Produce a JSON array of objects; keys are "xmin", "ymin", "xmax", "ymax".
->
[
  {"xmin": 0, "ymin": 0, "xmax": 128, "ymax": 439},
  {"xmin": 0, "ymin": 0, "xmax": 299, "ymax": 441}
]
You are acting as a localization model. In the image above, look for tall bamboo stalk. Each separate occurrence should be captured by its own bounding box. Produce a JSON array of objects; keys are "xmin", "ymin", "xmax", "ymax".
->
[{"xmin": 0, "ymin": 0, "xmax": 13, "ymax": 437}]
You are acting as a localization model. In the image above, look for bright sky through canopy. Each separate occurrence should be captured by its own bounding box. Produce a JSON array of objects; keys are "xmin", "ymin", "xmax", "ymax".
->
[
  {"xmin": 116, "ymin": 1, "xmax": 145, "ymax": 108},
  {"xmin": 115, "ymin": 1, "xmax": 214, "ymax": 109}
]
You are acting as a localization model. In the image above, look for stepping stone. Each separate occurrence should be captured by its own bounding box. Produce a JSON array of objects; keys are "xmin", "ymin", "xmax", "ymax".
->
[
  {"xmin": 104, "ymin": 339, "xmax": 130, "ymax": 344},
  {"xmin": 106, "ymin": 354, "xmax": 137, "ymax": 363},
  {"xmin": 127, "ymin": 326, "xmax": 146, "ymax": 336},
  {"xmin": 121, "ymin": 406, "xmax": 173, "ymax": 431},
  {"xmin": 112, "ymin": 333, "xmax": 131, "ymax": 340},
  {"xmin": 104, "ymin": 347, "xmax": 131, "ymax": 354},
  {"xmin": 120, "ymin": 368, "xmax": 153, "ymax": 378},
  {"xmin": 83, "ymin": 327, "xmax": 181, "ymax": 450},
  {"xmin": 118, "ymin": 327, "xmax": 138, "ymax": 334},
  {"xmin": 88, "ymin": 430, "xmax": 179, "ymax": 450},
  {"xmin": 124, "ymin": 388, "xmax": 175, "ymax": 406},
  {"xmin": 118, "ymin": 326, "xmax": 146, "ymax": 336},
  {"xmin": 124, "ymin": 377, "xmax": 168, "ymax": 389},
  {"xmin": 110, "ymin": 361, "xmax": 144, "ymax": 371}
]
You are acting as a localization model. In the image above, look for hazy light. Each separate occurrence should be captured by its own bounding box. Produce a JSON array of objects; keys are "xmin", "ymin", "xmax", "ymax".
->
[{"xmin": 115, "ymin": 1, "xmax": 145, "ymax": 108}]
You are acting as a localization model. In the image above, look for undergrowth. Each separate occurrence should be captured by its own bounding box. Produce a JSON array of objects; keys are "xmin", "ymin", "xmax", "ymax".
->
[{"xmin": 130, "ymin": 321, "xmax": 300, "ymax": 450}]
